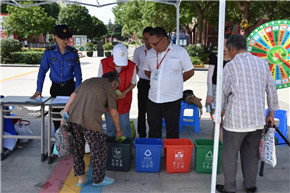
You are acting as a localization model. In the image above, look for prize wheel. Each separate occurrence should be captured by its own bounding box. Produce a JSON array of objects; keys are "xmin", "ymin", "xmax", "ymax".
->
[{"xmin": 247, "ymin": 20, "xmax": 290, "ymax": 89}]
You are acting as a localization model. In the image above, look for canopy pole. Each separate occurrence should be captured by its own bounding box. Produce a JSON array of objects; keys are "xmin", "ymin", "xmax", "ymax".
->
[
  {"xmin": 210, "ymin": 0, "xmax": 226, "ymax": 193},
  {"xmin": 176, "ymin": 0, "xmax": 181, "ymax": 45}
]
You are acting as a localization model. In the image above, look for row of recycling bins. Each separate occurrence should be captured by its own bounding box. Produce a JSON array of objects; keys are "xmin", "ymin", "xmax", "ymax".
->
[{"xmin": 106, "ymin": 137, "xmax": 223, "ymax": 174}]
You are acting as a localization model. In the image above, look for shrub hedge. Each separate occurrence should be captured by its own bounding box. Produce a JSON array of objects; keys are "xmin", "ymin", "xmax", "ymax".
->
[
  {"xmin": 11, "ymin": 50, "xmax": 44, "ymax": 64},
  {"xmin": 190, "ymin": 56, "xmax": 202, "ymax": 65},
  {"xmin": 85, "ymin": 42, "xmax": 95, "ymax": 51},
  {"xmin": 103, "ymin": 43, "xmax": 113, "ymax": 51},
  {"xmin": 1, "ymin": 38, "xmax": 22, "ymax": 62},
  {"xmin": 185, "ymin": 44, "xmax": 210, "ymax": 65}
]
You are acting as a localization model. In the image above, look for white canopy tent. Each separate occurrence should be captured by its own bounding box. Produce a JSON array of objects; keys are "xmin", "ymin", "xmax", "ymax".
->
[
  {"xmin": 2, "ymin": 0, "xmax": 183, "ymax": 45},
  {"xmin": 211, "ymin": 1, "xmax": 225, "ymax": 192},
  {"xmin": 2, "ymin": 0, "xmax": 226, "ymax": 192}
]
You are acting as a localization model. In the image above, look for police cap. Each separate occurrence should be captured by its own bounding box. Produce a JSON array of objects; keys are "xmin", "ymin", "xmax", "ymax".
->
[{"xmin": 54, "ymin": 25, "xmax": 72, "ymax": 39}]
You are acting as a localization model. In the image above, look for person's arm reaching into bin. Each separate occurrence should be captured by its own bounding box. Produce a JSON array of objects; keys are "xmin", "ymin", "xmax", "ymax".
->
[{"xmin": 109, "ymin": 108, "xmax": 123, "ymax": 138}]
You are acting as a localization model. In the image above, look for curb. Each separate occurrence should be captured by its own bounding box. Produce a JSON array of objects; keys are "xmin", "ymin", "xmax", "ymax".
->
[{"xmin": 0, "ymin": 64, "xmax": 40, "ymax": 67}]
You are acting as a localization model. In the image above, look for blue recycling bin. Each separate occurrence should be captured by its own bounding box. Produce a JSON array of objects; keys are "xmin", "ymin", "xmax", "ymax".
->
[{"xmin": 134, "ymin": 138, "xmax": 163, "ymax": 172}]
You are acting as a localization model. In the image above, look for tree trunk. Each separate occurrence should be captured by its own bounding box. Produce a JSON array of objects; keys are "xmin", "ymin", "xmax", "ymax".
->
[
  {"xmin": 197, "ymin": 16, "xmax": 203, "ymax": 45},
  {"xmin": 185, "ymin": 24, "xmax": 193, "ymax": 45},
  {"xmin": 192, "ymin": 1, "xmax": 205, "ymax": 46}
]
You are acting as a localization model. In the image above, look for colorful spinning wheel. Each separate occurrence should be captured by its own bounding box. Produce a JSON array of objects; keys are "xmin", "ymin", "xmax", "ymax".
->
[{"xmin": 247, "ymin": 20, "xmax": 290, "ymax": 89}]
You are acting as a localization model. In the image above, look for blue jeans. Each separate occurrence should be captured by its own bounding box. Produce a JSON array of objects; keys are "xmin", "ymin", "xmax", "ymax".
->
[{"xmin": 105, "ymin": 112, "xmax": 131, "ymax": 138}]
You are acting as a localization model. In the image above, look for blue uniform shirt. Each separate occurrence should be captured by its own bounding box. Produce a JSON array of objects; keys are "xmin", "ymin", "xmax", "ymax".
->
[{"xmin": 36, "ymin": 44, "xmax": 82, "ymax": 92}]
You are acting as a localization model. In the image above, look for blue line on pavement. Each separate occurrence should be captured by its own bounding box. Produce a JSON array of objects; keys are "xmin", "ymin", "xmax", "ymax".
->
[{"xmin": 80, "ymin": 164, "xmax": 102, "ymax": 193}]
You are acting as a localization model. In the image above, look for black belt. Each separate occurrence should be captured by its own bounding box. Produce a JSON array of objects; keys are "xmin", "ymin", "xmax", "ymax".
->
[
  {"xmin": 52, "ymin": 79, "xmax": 75, "ymax": 87},
  {"xmin": 139, "ymin": 78, "xmax": 150, "ymax": 82}
]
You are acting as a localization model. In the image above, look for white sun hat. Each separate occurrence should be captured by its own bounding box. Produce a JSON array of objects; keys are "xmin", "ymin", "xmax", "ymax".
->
[{"xmin": 112, "ymin": 44, "xmax": 128, "ymax": 66}]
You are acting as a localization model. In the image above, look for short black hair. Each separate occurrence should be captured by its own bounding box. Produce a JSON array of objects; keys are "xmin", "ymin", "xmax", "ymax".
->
[
  {"xmin": 102, "ymin": 71, "xmax": 120, "ymax": 86},
  {"xmin": 143, "ymin": 27, "xmax": 153, "ymax": 35},
  {"xmin": 224, "ymin": 33, "xmax": 231, "ymax": 39},
  {"xmin": 226, "ymin": 34, "xmax": 247, "ymax": 51},
  {"xmin": 149, "ymin": 27, "xmax": 168, "ymax": 38}
]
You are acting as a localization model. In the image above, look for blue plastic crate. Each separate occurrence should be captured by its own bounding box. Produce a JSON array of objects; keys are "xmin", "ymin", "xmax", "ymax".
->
[{"xmin": 134, "ymin": 138, "xmax": 163, "ymax": 172}]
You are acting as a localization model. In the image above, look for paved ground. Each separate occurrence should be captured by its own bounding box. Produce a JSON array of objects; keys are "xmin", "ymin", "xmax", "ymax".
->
[{"xmin": 1, "ymin": 53, "xmax": 289, "ymax": 193}]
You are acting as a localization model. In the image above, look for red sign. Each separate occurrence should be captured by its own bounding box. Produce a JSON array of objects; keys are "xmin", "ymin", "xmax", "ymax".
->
[
  {"xmin": 69, "ymin": 37, "xmax": 74, "ymax": 47},
  {"xmin": 0, "ymin": 13, "xmax": 15, "ymax": 39}
]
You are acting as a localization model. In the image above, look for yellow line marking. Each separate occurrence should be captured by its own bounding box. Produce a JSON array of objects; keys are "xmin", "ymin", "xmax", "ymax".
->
[
  {"xmin": 60, "ymin": 154, "xmax": 90, "ymax": 193},
  {"xmin": 0, "ymin": 69, "xmax": 38, "ymax": 82}
]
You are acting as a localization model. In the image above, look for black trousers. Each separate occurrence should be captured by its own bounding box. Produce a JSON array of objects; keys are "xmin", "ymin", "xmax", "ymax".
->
[
  {"xmin": 50, "ymin": 79, "xmax": 75, "ymax": 130},
  {"xmin": 137, "ymin": 78, "xmax": 150, "ymax": 138},
  {"xmin": 147, "ymin": 98, "xmax": 181, "ymax": 139}
]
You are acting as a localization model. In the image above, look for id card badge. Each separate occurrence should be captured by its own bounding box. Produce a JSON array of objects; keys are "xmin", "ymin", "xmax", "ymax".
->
[{"xmin": 153, "ymin": 71, "xmax": 159, "ymax": 81}]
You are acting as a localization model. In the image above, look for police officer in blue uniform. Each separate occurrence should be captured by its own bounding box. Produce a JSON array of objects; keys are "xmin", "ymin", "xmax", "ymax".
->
[{"xmin": 31, "ymin": 25, "xmax": 82, "ymax": 130}]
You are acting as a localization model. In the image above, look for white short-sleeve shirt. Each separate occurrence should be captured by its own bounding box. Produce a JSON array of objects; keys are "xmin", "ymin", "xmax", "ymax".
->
[
  {"xmin": 133, "ymin": 45, "xmax": 151, "ymax": 80},
  {"xmin": 143, "ymin": 42, "xmax": 194, "ymax": 103}
]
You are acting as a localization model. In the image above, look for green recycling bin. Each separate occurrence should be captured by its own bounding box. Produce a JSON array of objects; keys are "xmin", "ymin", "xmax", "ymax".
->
[{"xmin": 193, "ymin": 139, "xmax": 222, "ymax": 173}]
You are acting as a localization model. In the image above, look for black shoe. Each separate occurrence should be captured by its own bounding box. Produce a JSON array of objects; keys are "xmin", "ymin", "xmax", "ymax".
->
[
  {"xmin": 216, "ymin": 184, "xmax": 235, "ymax": 193},
  {"xmin": 246, "ymin": 187, "xmax": 257, "ymax": 193}
]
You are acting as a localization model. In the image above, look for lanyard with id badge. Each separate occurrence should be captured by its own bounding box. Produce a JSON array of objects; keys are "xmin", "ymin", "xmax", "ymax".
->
[{"xmin": 153, "ymin": 48, "xmax": 170, "ymax": 81}]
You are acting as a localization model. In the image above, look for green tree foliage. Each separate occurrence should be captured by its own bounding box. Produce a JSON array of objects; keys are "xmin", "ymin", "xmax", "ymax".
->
[
  {"xmin": 0, "ymin": 38, "xmax": 22, "ymax": 61},
  {"xmin": 40, "ymin": 3, "xmax": 60, "ymax": 19},
  {"xmin": 228, "ymin": 1, "xmax": 290, "ymax": 37},
  {"xmin": 2, "ymin": 1, "xmax": 54, "ymax": 40},
  {"xmin": 107, "ymin": 19, "xmax": 124, "ymax": 41},
  {"xmin": 1, "ymin": 3, "xmax": 9, "ymax": 14},
  {"xmin": 113, "ymin": 1, "xmax": 145, "ymax": 38},
  {"xmin": 56, "ymin": 4, "xmax": 92, "ymax": 35},
  {"xmin": 87, "ymin": 16, "xmax": 107, "ymax": 40},
  {"xmin": 191, "ymin": 1, "xmax": 220, "ymax": 44},
  {"xmin": 178, "ymin": 1, "xmax": 218, "ymax": 44},
  {"xmin": 113, "ymin": 1, "xmax": 176, "ymax": 38},
  {"xmin": 263, "ymin": 0, "xmax": 290, "ymax": 21},
  {"xmin": 179, "ymin": 1, "xmax": 198, "ymax": 26},
  {"xmin": 141, "ymin": 2, "xmax": 176, "ymax": 33}
]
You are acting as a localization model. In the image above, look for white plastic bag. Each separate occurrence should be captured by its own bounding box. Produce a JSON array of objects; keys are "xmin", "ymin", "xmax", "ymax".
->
[
  {"xmin": 3, "ymin": 132, "xmax": 17, "ymax": 150},
  {"xmin": 14, "ymin": 120, "xmax": 33, "ymax": 143},
  {"xmin": 259, "ymin": 126, "xmax": 277, "ymax": 167}
]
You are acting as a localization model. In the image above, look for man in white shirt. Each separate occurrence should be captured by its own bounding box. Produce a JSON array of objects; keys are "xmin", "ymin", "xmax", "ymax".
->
[
  {"xmin": 133, "ymin": 27, "xmax": 153, "ymax": 138},
  {"xmin": 216, "ymin": 34, "xmax": 279, "ymax": 193},
  {"xmin": 144, "ymin": 27, "xmax": 194, "ymax": 139}
]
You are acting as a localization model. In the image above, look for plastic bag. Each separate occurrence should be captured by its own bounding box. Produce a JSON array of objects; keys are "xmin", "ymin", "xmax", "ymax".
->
[
  {"xmin": 259, "ymin": 126, "xmax": 277, "ymax": 167},
  {"xmin": 55, "ymin": 123, "xmax": 73, "ymax": 157},
  {"xmin": 14, "ymin": 119, "xmax": 33, "ymax": 143}
]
